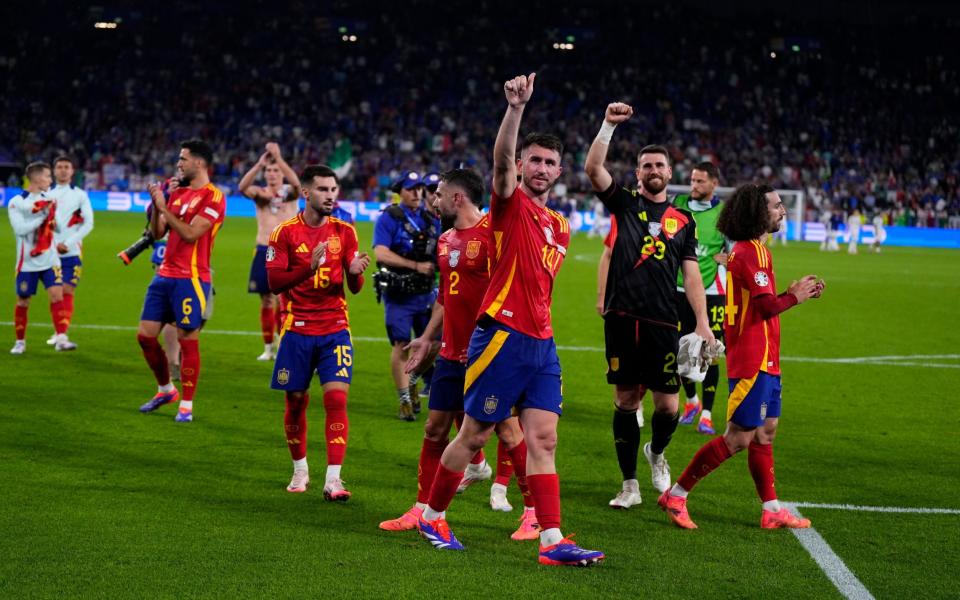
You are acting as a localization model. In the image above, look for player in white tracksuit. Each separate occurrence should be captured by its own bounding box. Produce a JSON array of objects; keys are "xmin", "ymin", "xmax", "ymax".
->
[
  {"xmin": 8, "ymin": 161, "xmax": 76, "ymax": 354},
  {"xmin": 46, "ymin": 156, "xmax": 94, "ymax": 345}
]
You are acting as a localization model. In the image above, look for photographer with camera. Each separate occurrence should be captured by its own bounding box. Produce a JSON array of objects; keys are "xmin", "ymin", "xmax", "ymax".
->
[{"xmin": 372, "ymin": 170, "xmax": 440, "ymax": 421}]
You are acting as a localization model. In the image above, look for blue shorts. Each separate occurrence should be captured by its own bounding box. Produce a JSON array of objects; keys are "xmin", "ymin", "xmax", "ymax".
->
[
  {"xmin": 140, "ymin": 275, "xmax": 212, "ymax": 331},
  {"xmin": 150, "ymin": 241, "xmax": 166, "ymax": 266},
  {"xmin": 60, "ymin": 256, "xmax": 82, "ymax": 288},
  {"xmin": 727, "ymin": 371, "xmax": 782, "ymax": 428},
  {"xmin": 248, "ymin": 245, "xmax": 269, "ymax": 294},
  {"xmin": 463, "ymin": 321, "xmax": 562, "ymax": 423},
  {"xmin": 428, "ymin": 357, "xmax": 466, "ymax": 412},
  {"xmin": 15, "ymin": 268, "xmax": 62, "ymax": 297},
  {"xmin": 271, "ymin": 329, "xmax": 353, "ymax": 391},
  {"xmin": 384, "ymin": 291, "xmax": 436, "ymax": 344}
]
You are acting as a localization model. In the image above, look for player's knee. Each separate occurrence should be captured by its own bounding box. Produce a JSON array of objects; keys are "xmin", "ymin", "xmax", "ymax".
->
[
  {"xmin": 322, "ymin": 388, "xmax": 347, "ymax": 411},
  {"xmin": 16, "ymin": 297, "xmax": 30, "ymax": 308},
  {"xmin": 285, "ymin": 391, "xmax": 309, "ymax": 413},
  {"xmin": 494, "ymin": 421, "xmax": 522, "ymax": 448},
  {"xmin": 423, "ymin": 420, "xmax": 447, "ymax": 442},
  {"xmin": 525, "ymin": 429, "xmax": 557, "ymax": 456}
]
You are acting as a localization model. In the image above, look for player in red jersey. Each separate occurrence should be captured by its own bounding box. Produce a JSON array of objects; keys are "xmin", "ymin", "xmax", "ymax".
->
[
  {"xmin": 379, "ymin": 168, "xmax": 539, "ymax": 540},
  {"xmin": 415, "ymin": 73, "xmax": 604, "ymax": 566},
  {"xmin": 137, "ymin": 140, "xmax": 225, "ymax": 422},
  {"xmin": 266, "ymin": 164, "xmax": 370, "ymax": 501},
  {"xmin": 658, "ymin": 183, "xmax": 824, "ymax": 529}
]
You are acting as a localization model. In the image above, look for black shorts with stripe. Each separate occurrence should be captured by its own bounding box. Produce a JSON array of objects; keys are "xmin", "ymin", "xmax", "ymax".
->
[{"xmin": 604, "ymin": 312, "xmax": 679, "ymax": 393}]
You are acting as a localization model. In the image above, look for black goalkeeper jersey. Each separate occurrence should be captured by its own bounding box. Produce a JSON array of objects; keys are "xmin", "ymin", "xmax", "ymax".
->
[{"xmin": 599, "ymin": 181, "xmax": 698, "ymax": 327}]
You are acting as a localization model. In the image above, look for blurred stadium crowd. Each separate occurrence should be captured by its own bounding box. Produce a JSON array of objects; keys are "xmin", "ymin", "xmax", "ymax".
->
[{"xmin": 2, "ymin": 1, "xmax": 958, "ymax": 227}]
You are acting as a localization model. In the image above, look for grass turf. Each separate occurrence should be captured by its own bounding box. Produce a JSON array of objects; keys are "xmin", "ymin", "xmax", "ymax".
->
[{"xmin": 1, "ymin": 211, "xmax": 958, "ymax": 598}]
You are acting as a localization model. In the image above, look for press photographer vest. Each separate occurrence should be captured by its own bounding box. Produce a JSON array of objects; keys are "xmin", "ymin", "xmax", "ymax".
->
[{"xmin": 382, "ymin": 204, "xmax": 439, "ymax": 270}]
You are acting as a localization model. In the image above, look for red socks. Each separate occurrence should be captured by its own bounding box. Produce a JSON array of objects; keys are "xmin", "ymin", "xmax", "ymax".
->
[
  {"xmin": 417, "ymin": 438, "xmax": 449, "ymax": 504},
  {"xmin": 50, "ymin": 300, "xmax": 68, "ymax": 334},
  {"xmin": 494, "ymin": 438, "xmax": 514, "ymax": 486},
  {"xmin": 323, "ymin": 389, "xmax": 349, "ymax": 465},
  {"xmin": 427, "ymin": 463, "xmax": 464, "ymax": 513},
  {"xmin": 260, "ymin": 306, "xmax": 275, "ymax": 344},
  {"xmin": 677, "ymin": 436, "xmax": 734, "ymax": 492},
  {"xmin": 179, "ymin": 338, "xmax": 200, "ymax": 401},
  {"xmin": 62, "ymin": 293, "xmax": 75, "ymax": 329},
  {"xmin": 137, "ymin": 334, "xmax": 170, "ymax": 386},
  {"xmin": 14, "ymin": 305, "xmax": 27, "ymax": 340},
  {"xmin": 748, "ymin": 441, "xmax": 777, "ymax": 502},
  {"xmin": 526, "ymin": 473, "xmax": 561, "ymax": 531},
  {"xmin": 507, "ymin": 439, "xmax": 535, "ymax": 508},
  {"xmin": 284, "ymin": 392, "xmax": 309, "ymax": 461}
]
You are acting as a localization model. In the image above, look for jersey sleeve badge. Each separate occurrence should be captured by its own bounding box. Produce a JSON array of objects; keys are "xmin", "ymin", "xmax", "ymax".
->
[{"xmin": 754, "ymin": 271, "xmax": 769, "ymax": 286}]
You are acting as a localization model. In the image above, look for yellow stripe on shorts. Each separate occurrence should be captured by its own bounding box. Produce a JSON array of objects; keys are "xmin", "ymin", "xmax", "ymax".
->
[
  {"xmin": 726, "ymin": 371, "xmax": 759, "ymax": 423},
  {"xmin": 463, "ymin": 329, "xmax": 510, "ymax": 393}
]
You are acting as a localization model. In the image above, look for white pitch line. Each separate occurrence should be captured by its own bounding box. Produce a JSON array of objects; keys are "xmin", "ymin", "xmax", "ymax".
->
[
  {"xmin": 3, "ymin": 322, "xmax": 960, "ymax": 368},
  {"xmin": 783, "ymin": 504, "xmax": 876, "ymax": 600},
  {"xmin": 786, "ymin": 502, "xmax": 960, "ymax": 515}
]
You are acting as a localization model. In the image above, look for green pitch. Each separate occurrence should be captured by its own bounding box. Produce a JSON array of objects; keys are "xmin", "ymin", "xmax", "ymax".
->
[{"xmin": 1, "ymin": 212, "xmax": 958, "ymax": 598}]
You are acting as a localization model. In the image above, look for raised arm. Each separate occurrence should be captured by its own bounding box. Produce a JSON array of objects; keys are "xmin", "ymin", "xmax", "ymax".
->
[
  {"xmin": 492, "ymin": 72, "xmax": 536, "ymax": 199},
  {"xmin": 238, "ymin": 153, "xmax": 271, "ymax": 205},
  {"xmin": 264, "ymin": 143, "xmax": 302, "ymax": 201},
  {"xmin": 585, "ymin": 102, "xmax": 634, "ymax": 193}
]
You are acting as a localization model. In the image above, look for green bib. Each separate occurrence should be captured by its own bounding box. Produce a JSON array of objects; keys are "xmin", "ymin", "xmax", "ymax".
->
[{"xmin": 673, "ymin": 194, "xmax": 726, "ymax": 294}]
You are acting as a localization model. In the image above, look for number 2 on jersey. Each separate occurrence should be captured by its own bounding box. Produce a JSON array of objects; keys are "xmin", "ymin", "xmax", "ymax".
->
[{"xmin": 448, "ymin": 271, "xmax": 460, "ymax": 295}]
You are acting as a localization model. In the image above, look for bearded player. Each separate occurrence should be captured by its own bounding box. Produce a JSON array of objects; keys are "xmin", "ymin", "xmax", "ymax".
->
[
  {"xmin": 138, "ymin": 140, "xmax": 225, "ymax": 422},
  {"xmin": 266, "ymin": 164, "xmax": 370, "ymax": 501},
  {"xmin": 658, "ymin": 183, "xmax": 824, "ymax": 530},
  {"xmin": 415, "ymin": 73, "xmax": 603, "ymax": 566},
  {"xmin": 378, "ymin": 168, "xmax": 539, "ymax": 540},
  {"xmin": 238, "ymin": 142, "xmax": 302, "ymax": 361}
]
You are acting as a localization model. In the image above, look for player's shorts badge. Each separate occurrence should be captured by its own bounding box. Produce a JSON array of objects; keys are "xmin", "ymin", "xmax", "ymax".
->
[
  {"xmin": 19, "ymin": 281, "xmax": 27, "ymax": 293},
  {"xmin": 327, "ymin": 236, "xmax": 341, "ymax": 255},
  {"xmin": 248, "ymin": 281, "xmax": 256, "ymax": 291},
  {"xmin": 483, "ymin": 395, "xmax": 499, "ymax": 415},
  {"xmin": 266, "ymin": 246, "xmax": 276, "ymax": 262},
  {"xmin": 466, "ymin": 240, "xmax": 481, "ymax": 259},
  {"xmin": 277, "ymin": 368, "xmax": 290, "ymax": 386},
  {"xmin": 609, "ymin": 357, "xmax": 620, "ymax": 372},
  {"xmin": 760, "ymin": 401, "xmax": 768, "ymax": 420},
  {"xmin": 449, "ymin": 249, "xmax": 460, "ymax": 268},
  {"xmin": 664, "ymin": 217, "xmax": 679, "ymax": 235},
  {"xmin": 754, "ymin": 271, "xmax": 769, "ymax": 287}
]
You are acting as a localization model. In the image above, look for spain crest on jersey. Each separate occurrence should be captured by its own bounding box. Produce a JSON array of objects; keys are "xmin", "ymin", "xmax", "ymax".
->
[
  {"xmin": 664, "ymin": 217, "xmax": 679, "ymax": 235},
  {"xmin": 327, "ymin": 236, "xmax": 341, "ymax": 255},
  {"xmin": 466, "ymin": 240, "xmax": 482, "ymax": 259}
]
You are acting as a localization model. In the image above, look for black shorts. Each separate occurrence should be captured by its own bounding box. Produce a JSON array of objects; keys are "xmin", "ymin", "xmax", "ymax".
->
[
  {"xmin": 676, "ymin": 292, "xmax": 725, "ymax": 341},
  {"xmin": 604, "ymin": 312, "xmax": 679, "ymax": 393}
]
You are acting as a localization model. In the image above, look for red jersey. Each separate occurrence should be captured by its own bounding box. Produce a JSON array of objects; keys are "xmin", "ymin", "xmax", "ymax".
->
[
  {"xmin": 266, "ymin": 213, "xmax": 359, "ymax": 336},
  {"xmin": 724, "ymin": 240, "xmax": 781, "ymax": 378},
  {"xmin": 479, "ymin": 186, "xmax": 570, "ymax": 339},
  {"xmin": 158, "ymin": 184, "xmax": 225, "ymax": 282},
  {"xmin": 437, "ymin": 215, "xmax": 491, "ymax": 361}
]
